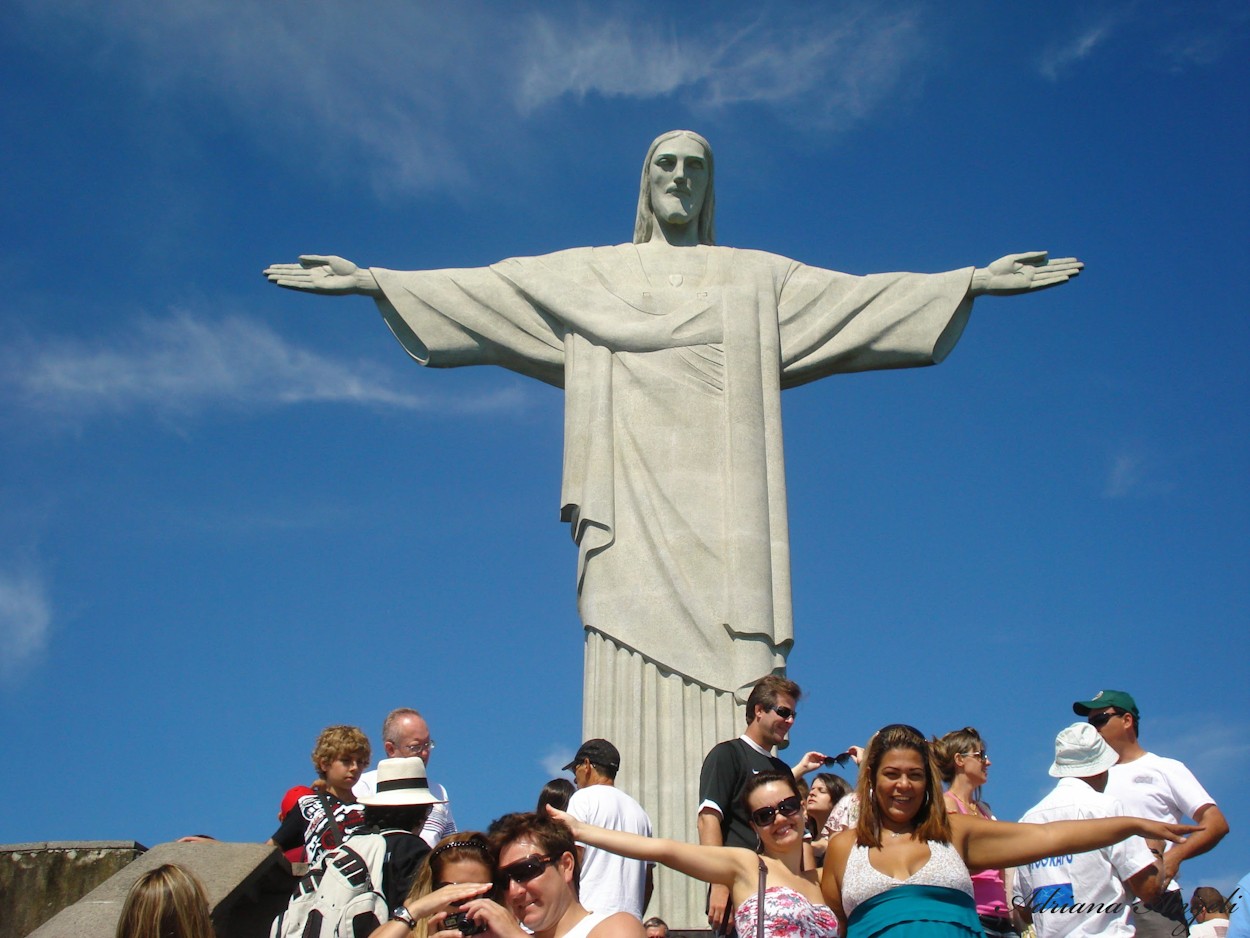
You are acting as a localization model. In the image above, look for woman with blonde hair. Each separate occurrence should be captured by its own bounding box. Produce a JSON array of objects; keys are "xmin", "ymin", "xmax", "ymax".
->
[
  {"xmin": 933, "ymin": 727, "xmax": 1015, "ymax": 937},
  {"xmin": 369, "ymin": 831, "xmax": 499, "ymax": 938},
  {"xmin": 115, "ymin": 863, "xmax": 213, "ymax": 938}
]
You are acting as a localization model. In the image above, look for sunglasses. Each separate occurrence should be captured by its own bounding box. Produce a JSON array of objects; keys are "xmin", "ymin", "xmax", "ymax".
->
[
  {"xmin": 496, "ymin": 854, "xmax": 557, "ymax": 886},
  {"xmin": 749, "ymin": 795, "xmax": 802, "ymax": 827},
  {"xmin": 766, "ymin": 705, "xmax": 797, "ymax": 721},
  {"xmin": 1088, "ymin": 710, "xmax": 1126, "ymax": 729},
  {"xmin": 961, "ymin": 750, "xmax": 988, "ymax": 761}
]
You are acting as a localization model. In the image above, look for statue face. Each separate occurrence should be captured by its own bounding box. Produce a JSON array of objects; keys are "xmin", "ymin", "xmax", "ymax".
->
[{"xmin": 648, "ymin": 135, "xmax": 708, "ymax": 230}]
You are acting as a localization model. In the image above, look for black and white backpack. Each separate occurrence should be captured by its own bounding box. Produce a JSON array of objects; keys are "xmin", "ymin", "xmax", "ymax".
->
[{"xmin": 271, "ymin": 831, "xmax": 412, "ymax": 938}]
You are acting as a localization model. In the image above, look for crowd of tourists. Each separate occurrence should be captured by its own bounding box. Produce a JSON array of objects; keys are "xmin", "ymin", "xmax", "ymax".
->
[{"xmin": 124, "ymin": 688, "xmax": 1239, "ymax": 938}]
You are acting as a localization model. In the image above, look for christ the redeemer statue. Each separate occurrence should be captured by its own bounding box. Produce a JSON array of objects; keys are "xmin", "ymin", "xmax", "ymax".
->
[{"xmin": 265, "ymin": 129, "xmax": 1081, "ymax": 925}]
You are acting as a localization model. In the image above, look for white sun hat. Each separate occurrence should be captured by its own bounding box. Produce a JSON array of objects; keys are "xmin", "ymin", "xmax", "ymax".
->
[
  {"xmin": 1049, "ymin": 722, "xmax": 1119, "ymax": 778},
  {"xmin": 357, "ymin": 757, "xmax": 447, "ymax": 807}
]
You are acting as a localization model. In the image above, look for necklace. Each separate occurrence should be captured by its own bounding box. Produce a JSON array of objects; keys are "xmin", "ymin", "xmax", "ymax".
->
[{"xmin": 885, "ymin": 828, "xmax": 913, "ymax": 839}]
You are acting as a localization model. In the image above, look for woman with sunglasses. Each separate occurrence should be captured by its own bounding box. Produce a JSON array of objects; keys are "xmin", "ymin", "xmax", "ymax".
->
[
  {"xmin": 821, "ymin": 724, "xmax": 1198, "ymax": 937},
  {"xmin": 934, "ymin": 728, "xmax": 1016, "ymax": 937},
  {"xmin": 369, "ymin": 832, "xmax": 502, "ymax": 938},
  {"xmin": 551, "ymin": 771, "xmax": 837, "ymax": 938}
]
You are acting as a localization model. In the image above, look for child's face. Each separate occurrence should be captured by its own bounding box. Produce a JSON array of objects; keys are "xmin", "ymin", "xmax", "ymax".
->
[{"xmin": 321, "ymin": 752, "xmax": 367, "ymax": 792}]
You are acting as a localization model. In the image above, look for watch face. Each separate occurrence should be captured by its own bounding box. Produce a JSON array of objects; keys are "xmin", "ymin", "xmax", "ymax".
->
[{"xmin": 391, "ymin": 907, "xmax": 415, "ymax": 926}]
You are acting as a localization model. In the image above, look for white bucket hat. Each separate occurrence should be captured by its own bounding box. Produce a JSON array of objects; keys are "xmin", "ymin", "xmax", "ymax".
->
[
  {"xmin": 1049, "ymin": 722, "xmax": 1119, "ymax": 778},
  {"xmin": 357, "ymin": 757, "xmax": 446, "ymax": 807}
]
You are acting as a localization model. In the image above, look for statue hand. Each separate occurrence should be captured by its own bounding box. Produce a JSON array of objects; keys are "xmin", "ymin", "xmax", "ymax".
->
[
  {"xmin": 971, "ymin": 251, "xmax": 1083, "ymax": 296},
  {"xmin": 263, "ymin": 254, "xmax": 379, "ymax": 295}
]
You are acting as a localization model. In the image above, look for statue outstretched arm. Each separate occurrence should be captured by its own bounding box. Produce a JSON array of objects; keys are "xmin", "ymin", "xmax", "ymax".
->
[
  {"xmin": 263, "ymin": 254, "xmax": 382, "ymax": 297},
  {"xmin": 969, "ymin": 251, "xmax": 1083, "ymax": 297}
]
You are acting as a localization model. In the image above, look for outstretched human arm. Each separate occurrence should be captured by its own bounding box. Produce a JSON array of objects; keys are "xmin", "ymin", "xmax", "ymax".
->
[
  {"xmin": 951, "ymin": 811, "xmax": 1199, "ymax": 870},
  {"xmin": 1160, "ymin": 803, "xmax": 1228, "ymax": 889},
  {"xmin": 264, "ymin": 255, "xmax": 382, "ymax": 296},
  {"xmin": 550, "ymin": 806, "xmax": 755, "ymax": 896},
  {"xmin": 968, "ymin": 251, "xmax": 1083, "ymax": 296}
]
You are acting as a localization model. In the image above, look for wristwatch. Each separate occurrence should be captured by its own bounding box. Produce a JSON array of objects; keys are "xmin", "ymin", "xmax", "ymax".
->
[{"xmin": 390, "ymin": 906, "xmax": 418, "ymax": 929}]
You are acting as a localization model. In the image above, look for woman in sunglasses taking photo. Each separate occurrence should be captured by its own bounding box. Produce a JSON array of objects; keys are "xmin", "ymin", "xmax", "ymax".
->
[
  {"xmin": 820, "ymin": 724, "xmax": 1199, "ymax": 937},
  {"xmin": 550, "ymin": 771, "xmax": 837, "ymax": 938}
]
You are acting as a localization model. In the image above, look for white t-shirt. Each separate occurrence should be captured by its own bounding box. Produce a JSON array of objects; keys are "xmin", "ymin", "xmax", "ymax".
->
[
  {"xmin": 352, "ymin": 771, "xmax": 456, "ymax": 849},
  {"xmin": 1190, "ymin": 919, "xmax": 1230, "ymax": 938},
  {"xmin": 567, "ymin": 784, "xmax": 653, "ymax": 918},
  {"xmin": 1015, "ymin": 777, "xmax": 1156, "ymax": 938},
  {"xmin": 1105, "ymin": 751, "xmax": 1215, "ymax": 895}
]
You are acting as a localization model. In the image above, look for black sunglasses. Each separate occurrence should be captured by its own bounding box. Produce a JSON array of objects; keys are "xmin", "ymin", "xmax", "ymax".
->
[
  {"xmin": 766, "ymin": 705, "xmax": 797, "ymax": 720},
  {"xmin": 497, "ymin": 854, "xmax": 557, "ymax": 886},
  {"xmin": 1088, "ymin": 709, "xmax": 1126, "ymax": 729},
  {"xmin": 749, "ymin": 795, "xmax": 802, "ymax": 827}
]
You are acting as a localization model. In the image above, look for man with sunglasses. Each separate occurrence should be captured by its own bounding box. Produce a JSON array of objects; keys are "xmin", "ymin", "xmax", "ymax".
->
[
  {"xmin": 563, "ymin": 738, "xmax": 654, "ymax": 919},
  {"xmin": 1074, "ymin": 689, "xmax": 1230, "ymax": 938},
  {"xmin": 454, "ymin": 812, "xmax": 643, "ymax": 938},
  {"xmin": 696, "ymin": 675, "xmax": 801, "ymax": 934}
]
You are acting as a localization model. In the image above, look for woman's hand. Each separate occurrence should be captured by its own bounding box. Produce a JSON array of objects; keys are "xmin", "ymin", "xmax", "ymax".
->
[
  {"xmin": 544, "ymin": 804, "xmax": 584, "ymax": 839},
  {"xmin": 430, "ymin": 897, "xmax": 525, "ymax": 938},
  {"xmin": 407, "ymin": 882, "xmax": 493, "ymax": 920}
]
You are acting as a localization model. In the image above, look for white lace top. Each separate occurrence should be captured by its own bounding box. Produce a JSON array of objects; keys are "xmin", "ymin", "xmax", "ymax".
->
[{"xmin": 840, "ymin": 840, "xmax": 974, "ymax": 915}]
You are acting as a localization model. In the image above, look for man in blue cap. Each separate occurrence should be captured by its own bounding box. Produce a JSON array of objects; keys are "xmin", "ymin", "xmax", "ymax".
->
[{"xmin": 1073, "ymin": 689, "xmax": 1230, "ymax": 938}]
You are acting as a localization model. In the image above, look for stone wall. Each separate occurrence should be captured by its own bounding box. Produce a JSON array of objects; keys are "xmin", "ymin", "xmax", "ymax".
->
[
  {"xmin": 7, "ymin": 841, "xmax": 293, "ymax": 938},
  {"xmin": 1, "ymin": 841, "xmax": 145, "ymax": 938}
]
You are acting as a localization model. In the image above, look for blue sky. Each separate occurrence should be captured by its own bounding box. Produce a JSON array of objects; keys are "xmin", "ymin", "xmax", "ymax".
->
[{"xmin": 3, "ymin": 0, "xmax": 1247, "ymax": 900}]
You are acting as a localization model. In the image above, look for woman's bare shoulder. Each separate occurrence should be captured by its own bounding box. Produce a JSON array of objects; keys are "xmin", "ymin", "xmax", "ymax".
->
[{"xmin": 590, "ymin": 911, "xmax": 646, "ymax": 938}]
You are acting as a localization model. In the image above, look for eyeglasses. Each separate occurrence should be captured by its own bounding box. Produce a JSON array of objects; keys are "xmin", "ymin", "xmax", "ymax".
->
[
  {"xmin": 961, "ymin": 750, "xmax": 988, "ymax": 761},
  {"xmin": 398, "ymin": 740, "xmax": 435, "ymax": 756},
  {"xmin": 766, "ymin": 705, "xmax": 797, "ymax": 721},
  {"xmin": 749, "ymin": 795, "xmax": 802, "ymax": 827},
  {"xmin": 1088, "ymin": 710, "xmax": 1126, "ymax": 729},
  {"xmin": 497, "ymin": 854, "xmax": 557, "ymax": 886}
]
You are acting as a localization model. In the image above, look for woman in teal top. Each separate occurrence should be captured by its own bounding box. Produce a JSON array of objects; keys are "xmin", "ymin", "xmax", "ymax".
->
[{"xmin": 821, "ymin": 725, "xmax": 1197, "ymax": 937}]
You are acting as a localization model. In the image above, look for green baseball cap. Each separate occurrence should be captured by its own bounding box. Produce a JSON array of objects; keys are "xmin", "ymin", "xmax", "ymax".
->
[{"xmin": 1072, "ymin": 689, "xmax": 1140, "ymax": 719}]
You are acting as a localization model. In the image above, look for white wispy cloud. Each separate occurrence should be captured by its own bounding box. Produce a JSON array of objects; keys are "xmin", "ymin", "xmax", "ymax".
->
[
  {"xmin": 1103, "ymin": 444, "xmax": 1173, "ymax": 499},
  {"xmin": 16, "ymin": 1, "xmax": 930, "ymax": 195},
  {"xmin": 0, "ymin": 565, "xmax": 52, "ymax": 682},
  {"xmin": 541, "ymin": 746, "xmax": 576, "ymax": 778},
  {"xmin": 1148, "ymin": 714, "xmax": 1250, "ymax": 788},
  {"xmin": 514, "ymin": 7, "xmax": 926, "ymax": 126},
  {"xmin": 1104, "ymin": 451, "xmax": 1142, "ymax": 499},
  {"xmin": 1039, "ymin": 22, "xmax": 1116, "ymax": 81},
  {"xmin": 2, "ymin": 311, "xmax": 528, "ymax": 420}
]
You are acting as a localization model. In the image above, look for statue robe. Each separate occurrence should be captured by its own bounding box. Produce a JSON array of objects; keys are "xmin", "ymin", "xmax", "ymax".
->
[
  {"xmin": 372, "ymin": 243, "xmax": 973, "ymax": 926},
  {"xmin": 372, "ymin": 244, "xmax": 973, "ymax": 695}
]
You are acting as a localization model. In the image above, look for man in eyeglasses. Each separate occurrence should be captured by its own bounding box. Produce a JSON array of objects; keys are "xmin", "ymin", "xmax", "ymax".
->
[
  {"xmin": 354, "ymin": 707, "xmax": 457, "ymax": 847},
  {"xmin": 564, "ymin": 738, "xmax": 654, "ymax": 919},
  {"xmin": 696, "ymin": 674, "xmax": 804, "ymax": 933},
  {"xmin": 1073, "ymin": 689, "xmax": 1230, "ymax": 938}
]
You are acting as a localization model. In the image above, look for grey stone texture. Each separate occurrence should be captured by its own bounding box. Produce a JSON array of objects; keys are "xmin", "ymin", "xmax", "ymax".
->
[{"xmin": 18, "ymin": 841, "xmax": 293, "ymax": 938}]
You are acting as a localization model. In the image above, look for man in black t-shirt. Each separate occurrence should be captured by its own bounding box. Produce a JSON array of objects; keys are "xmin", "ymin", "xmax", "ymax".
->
[{"xmin": 697, "ymin": 675, "xmax": 801, "ymax": 934}]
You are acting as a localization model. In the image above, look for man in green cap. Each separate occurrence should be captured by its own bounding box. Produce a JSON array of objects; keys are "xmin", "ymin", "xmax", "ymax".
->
[{"xmin": 1073, "ymin": 689, "xmax": 1230, "ymax": 938}]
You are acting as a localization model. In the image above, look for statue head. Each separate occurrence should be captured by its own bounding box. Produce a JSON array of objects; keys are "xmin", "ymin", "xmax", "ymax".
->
[{"xmin": 633, "ymin": 130, "xmax": 716, "ymax": 245}]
